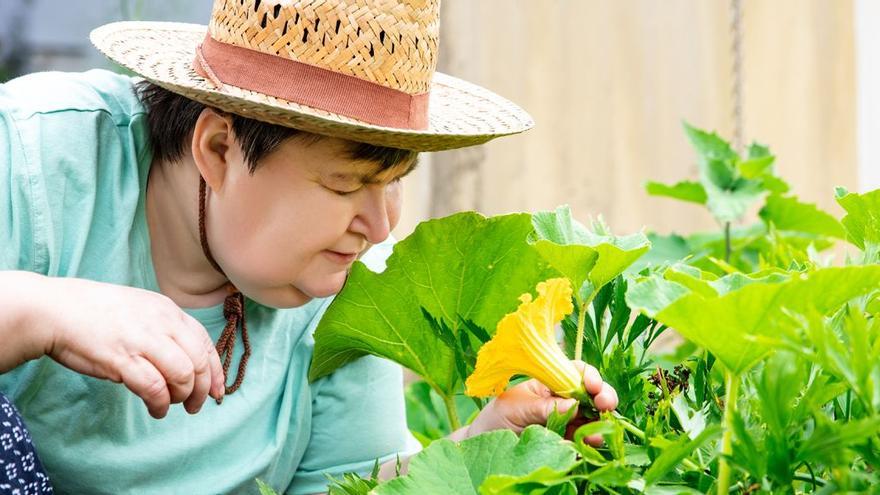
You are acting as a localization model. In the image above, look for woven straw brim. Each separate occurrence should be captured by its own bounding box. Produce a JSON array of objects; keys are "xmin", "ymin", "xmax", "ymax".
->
[{"xmin": 90, "ymin": 21, "xmax": 534, "ymax": 152}]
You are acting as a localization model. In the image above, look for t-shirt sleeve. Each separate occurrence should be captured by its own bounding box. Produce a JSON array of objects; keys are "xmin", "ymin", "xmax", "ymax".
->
[
  {"xmin": 0, "ymin": 104, "xmax": 42, "ymax": 273},
  {"xmin": 287, "ymin": 236, "xmax": 420, "ymax": 495}
]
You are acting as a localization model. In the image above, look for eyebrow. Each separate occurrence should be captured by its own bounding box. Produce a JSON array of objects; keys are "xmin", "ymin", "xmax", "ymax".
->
[{"xmin": 328, "ymin": 157, "xmax": 420, "ymax": 184}]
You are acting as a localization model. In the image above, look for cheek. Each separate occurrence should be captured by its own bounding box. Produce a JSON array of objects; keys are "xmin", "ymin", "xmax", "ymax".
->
[{"xmin": 213, "ymin": 185, "xmax": 354, "ymax": 284}]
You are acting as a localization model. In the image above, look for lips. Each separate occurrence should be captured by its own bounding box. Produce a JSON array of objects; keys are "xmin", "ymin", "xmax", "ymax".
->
[{"xmin": 323, "ymin": 250, "xmax": 359, "ymax": 264}]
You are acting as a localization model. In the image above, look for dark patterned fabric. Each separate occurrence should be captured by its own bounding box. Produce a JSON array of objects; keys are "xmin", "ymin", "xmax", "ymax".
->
[{"xmin": 0, "ymin": 393, "xmax": 52, "ymax": 494}]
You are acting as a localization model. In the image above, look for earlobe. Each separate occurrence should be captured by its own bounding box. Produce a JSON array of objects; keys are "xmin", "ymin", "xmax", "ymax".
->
[{"xmin": 191, "ymin": 108, "xmax": 233, "ymax": 191}]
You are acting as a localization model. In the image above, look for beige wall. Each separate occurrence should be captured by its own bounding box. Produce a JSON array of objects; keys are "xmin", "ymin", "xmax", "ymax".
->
[{"xmin": 395, "ymin": 0, "xmax": 857, "ymax": 240}]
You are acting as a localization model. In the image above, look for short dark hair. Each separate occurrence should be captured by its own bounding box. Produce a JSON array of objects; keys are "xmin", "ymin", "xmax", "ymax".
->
[{"xmin": 135, "ymin": 81, "xmax": 418, "ymax": 173}]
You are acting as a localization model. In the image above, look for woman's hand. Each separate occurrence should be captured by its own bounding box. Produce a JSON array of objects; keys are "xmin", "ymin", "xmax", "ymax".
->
[
  {"xmin": 8, "ymin": 272, "xmax": 225, "ymax": 418},
  {"xmin": 466, "ymin": 361, "xmax": 618, "ymax": 446}
]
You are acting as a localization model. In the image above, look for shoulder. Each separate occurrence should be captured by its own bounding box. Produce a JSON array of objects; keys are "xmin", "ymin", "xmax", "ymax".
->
[{"xmin": 0, "ymin": 69, "xmax": 145, "ymax": 124}]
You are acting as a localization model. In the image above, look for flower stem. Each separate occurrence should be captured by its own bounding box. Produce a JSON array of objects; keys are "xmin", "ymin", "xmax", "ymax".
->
[
  {"xmin": 573, "ymin": 291, "xmax": 597, "ymax": 363},
  {"xmin": 442, "ymin": 392, "xmax": 462, "ymax": 432},
  {"xmin": 574, "ymin": 299, "xmax": 588, "ymax": 363},
  {"xmin": 724, "ymin": 222, "xmax": 732, "ymax": 263},
  {"xmin": 717, "ymin": 371, "xmax": 739, "ymax": 495}
]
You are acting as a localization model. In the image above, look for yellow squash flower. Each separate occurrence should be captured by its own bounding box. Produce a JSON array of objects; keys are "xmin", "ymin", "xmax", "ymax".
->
[{"xmin": 465, "ymin": 278, "xmax": 583, "ymax": 398}]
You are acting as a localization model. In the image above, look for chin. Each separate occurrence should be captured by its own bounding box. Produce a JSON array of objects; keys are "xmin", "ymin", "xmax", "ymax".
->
[
  {"xmin": 299, "ymin": 272, "xmax": 349, "ymax": 299},
  {"xmin": 244, "ymin": 285, "xmax": 314, "ymax": 309}
]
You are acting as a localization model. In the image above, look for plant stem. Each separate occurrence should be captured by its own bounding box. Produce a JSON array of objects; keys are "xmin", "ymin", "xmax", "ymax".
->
[
  {"xmin": 726, "ymin": 474, "xmax": 827, "ymax": 493},
  {"xmin": 574, "ymin": 298, "xmax": 588, "ymax": 363},
  {"xmin": 795, "ymin": 473, "xmax": 826, "ymax": 488},
  {"xmin": 611, "ymin": 412, "xmax": 644, "ymax": 440},
  {"xmin": 442, "ymin": 393, "xmax": 462, "ymax": 431},
  {"xmin": 573, "ymin": 291, "xmax": 597, "ymax": 363},
  {"xmin": 610, "ymin": 411, "xmax": 703, "ymax": 473},
  {"xmin": 717, "ymin": 372, "xmax": 740, "ymax": 495},
  {"xmin": 724, "ymin": 222, "xmax": 732, "ymax": 263}
]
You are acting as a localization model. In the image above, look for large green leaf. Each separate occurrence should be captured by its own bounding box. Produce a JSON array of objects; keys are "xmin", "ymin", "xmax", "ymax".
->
[
  {"xmin": 531, "ymin": 207, "xmax": 650, "ymax": 299},
  {"xmin": 309, "ymin": 212, "xmax": 559, "ymax": 394},
  {"xmin": 835, "ymin": 187, "xmax": 880, "ymax": 250},
  {"xmin": 373, "ymin": 426, "xmax": 579, "ymax": 495},
  {"xmin": 703, "ymin": 179, "xmax": 766, "ymax": 225},
  {"xmin": 682, "ymin": 123, "xmax": 781, "ymax": 224},
  {"xmin": 645, "ymin": 181, "xmax": 708, "ymax": 205},
  {"xmin": 626, "ymin": 266, "xmax": 880, "ymax": 375},
  {"xmin": 530, "ymin": 206, "xmax": 599, "ymax": 291},
  {"xmin": 759, "ymin": 194, "xmax": 845, "ymax": 239}
]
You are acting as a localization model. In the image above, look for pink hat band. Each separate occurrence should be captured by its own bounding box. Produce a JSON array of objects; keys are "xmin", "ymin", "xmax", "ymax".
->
[{"xmin": 193, "ymin": 34, "xmax": 430, "ymax": 130}]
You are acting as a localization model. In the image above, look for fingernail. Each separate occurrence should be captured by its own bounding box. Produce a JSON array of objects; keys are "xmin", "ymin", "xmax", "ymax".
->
[{"xmin": 559, "ymin": 398, "xmax": 577, "ymax": 412}]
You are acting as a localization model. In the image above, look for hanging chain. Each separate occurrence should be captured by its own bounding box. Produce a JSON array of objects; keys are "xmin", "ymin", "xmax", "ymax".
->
[{"xmin": 729, "ymin": 0, "xmax": 744, "ymax": 154}]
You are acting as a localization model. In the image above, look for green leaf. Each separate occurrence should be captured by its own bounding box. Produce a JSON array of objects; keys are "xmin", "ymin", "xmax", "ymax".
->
[
  {"xmin": 531, "ymin": 207, "xmax": 650, "ymax": 297},
  {"xmin": 586, "ymin": 461, "xmax": 634, "ymax": 487},
  {"xmin": 760, "ymin": 175, "xmax": 791, "ymax": 194},
  {"xmin": 747, "ymin": 142, "xmax": 772, "ymax": 160},
  {"xmin": 759, "ymin": 194, "xmax": 846, "ymax": 239},
  {"xmin": 374, "ymin": 426, "xmax": 579, "ymax": 495},
  {"xmin": 309, "ymin": 212, "xmax": 559, "ymax": 394},
  {"xmin": 796, "ymin": 416, "xmax": 880, "ymax": 466},
  {"xmin": 737, "ymin": 155, "xmax": 775, "ymax": 179},
  {"xmin": 683, "ymin": 123, "xmax": 738, "ymax": 172},
  {"xmin": 545, "ymin": 402, "xmax": 579, "ymax": 438},
  {"xmin": 703, "ymin": 180, "xmax": 766, "ymax": 224},
  {"xmin": 530, "ymin": 206, "xmax": 599, "ymax": 292},
  {"xmin": 633, "ymin": 233, "xmax": 694, "ymax": 272},
  {"xmin": 670, "ymin": 393, "xmax": 708, "ymax": 439},
  {"xmin": 643, "ymin": 426, "xmax": 721, "ymax": 485},
  {"xmin": 327, "ymin": 469, "xmax": 379, "ymax": 495},
  {"xmin": 255, "ymin": 479, "xmax": 278, "ymax": 495},
  {"xmin": 479, "ymin": 467, "xmax": 577, "ymax": 495},
  {"xmin": 645, "ymin": 181, "xmax": 708, "ymax": 205},
  {"xmin": 627, "ymin": 266, "xmax": 880, "ymax": 375},
  {"xmin": 835, "ymin": 187, "xmax": 880, "ymax": 250}
]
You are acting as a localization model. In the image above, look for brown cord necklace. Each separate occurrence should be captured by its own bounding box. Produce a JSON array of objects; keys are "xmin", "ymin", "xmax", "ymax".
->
[{"xmin": 198, "ymin": 176, "xmax": 251, "ymax": 401}]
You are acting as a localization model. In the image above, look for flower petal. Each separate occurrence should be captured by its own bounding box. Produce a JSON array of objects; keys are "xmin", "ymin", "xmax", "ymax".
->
[{"xmin": 465, "ymin": 278, "xmax": 582, "ymax": 398}]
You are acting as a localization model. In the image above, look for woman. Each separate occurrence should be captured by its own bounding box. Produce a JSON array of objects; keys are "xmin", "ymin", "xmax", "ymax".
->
[{"xmin": 0, "ymin": 1, "xmax": 618, "ymax": 493}]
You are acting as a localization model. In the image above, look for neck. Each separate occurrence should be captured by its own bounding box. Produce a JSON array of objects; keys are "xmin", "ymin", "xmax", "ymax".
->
[{"xmin": 145, "ymin": 154, "xmax": 231, "ymax": 308}]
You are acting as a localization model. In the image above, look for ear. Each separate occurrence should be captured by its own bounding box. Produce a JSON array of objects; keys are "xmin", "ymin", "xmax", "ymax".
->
[{"xmin": 191, "ymin": 108, "xmax": 235, "ymax": 192}]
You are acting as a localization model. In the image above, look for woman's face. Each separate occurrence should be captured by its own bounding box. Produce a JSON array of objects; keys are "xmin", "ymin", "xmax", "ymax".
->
[{"xmin": 207, "ymin": 135, "xmax": 413, "ymax": 308}]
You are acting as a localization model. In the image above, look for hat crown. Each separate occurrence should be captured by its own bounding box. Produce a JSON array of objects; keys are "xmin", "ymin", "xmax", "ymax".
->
[{"xmin": 207, "ymin": 0, "xmax": 439, "ymax": 95}]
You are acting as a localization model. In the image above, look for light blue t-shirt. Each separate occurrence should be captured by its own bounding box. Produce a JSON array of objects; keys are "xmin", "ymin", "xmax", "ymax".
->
[{"xmin": 0, "ymin": 69, "xmax": 416, "ymax": 494}]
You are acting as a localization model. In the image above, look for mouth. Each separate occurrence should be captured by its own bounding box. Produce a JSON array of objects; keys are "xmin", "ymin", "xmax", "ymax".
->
[{"xmin": 323, "ymin": 250, "xmax": 359, "ymax": 265}]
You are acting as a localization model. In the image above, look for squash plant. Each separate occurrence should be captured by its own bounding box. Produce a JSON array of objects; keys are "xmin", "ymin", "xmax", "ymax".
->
[{"xmin": 261, "ymin": 124, "xmax": 880, "ymax": 494}]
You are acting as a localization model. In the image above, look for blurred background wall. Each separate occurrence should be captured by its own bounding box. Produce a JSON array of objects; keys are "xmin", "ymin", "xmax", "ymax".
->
[{"xmin": 0, "ymin": 0, "xmax": 875, "ymax": 241}]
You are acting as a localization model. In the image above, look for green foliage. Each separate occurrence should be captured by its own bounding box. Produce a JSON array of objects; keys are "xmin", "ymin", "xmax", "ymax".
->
[
  {"xmin": 306, "ymin": 123, "xmax": 880, "ymax": 495},
  {"xmin": 309, "ymin": 212, "xmax": 559, "ymax": 398},
  {"xmin": 373, "ymin": 426, "xmax": 579, "ymax": 495}
]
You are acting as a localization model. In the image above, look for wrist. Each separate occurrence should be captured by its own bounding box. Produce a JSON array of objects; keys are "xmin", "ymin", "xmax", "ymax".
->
[
  {"xmin": 447, "ymin": 422, "xmax": 472, "ymax": 442},
  {"xmin": 1, "ymin": 271, "xmax": 55, "ymax": 358}
]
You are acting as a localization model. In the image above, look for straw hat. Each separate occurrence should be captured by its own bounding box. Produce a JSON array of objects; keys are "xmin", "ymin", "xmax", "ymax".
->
[{"xmin": 90, "ymin": 0, "xmax": 534, "ymax": 152}]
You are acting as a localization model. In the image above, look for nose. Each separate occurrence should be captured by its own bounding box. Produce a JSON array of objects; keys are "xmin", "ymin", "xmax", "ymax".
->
[{"xmin": 349, "ymin": 183, "xmax": 396, "ymax": 244}]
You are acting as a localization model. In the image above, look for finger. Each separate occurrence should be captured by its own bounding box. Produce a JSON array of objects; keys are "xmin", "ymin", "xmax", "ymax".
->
[
  {"xmin": 140, "ymin": 336, "xmax": 196, "ymax": 405},
  {"xmin": 172, "ymin": 315, "xmax": 221, "ymax": 412},
  {"xmin": 182, "ymin": 315, "xmax": 225, "ymax": 401},
  {"xmin": 573, "ymin": 361, "xmax": 603, "ymax": 396},
  {"xmin": 594, "ymin": 382, "xmax": 619, "ymax": 411},
  {"xmin": 584, "ymin": 434, "xmax": 604, "ymax": 447},
  {"xmin": 543, "ymin": 397, "xmax": 578, "ymax": 422},
  {"xmin": 119, "ymin": 355, "xmax": 171, "ymax": 419}
]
